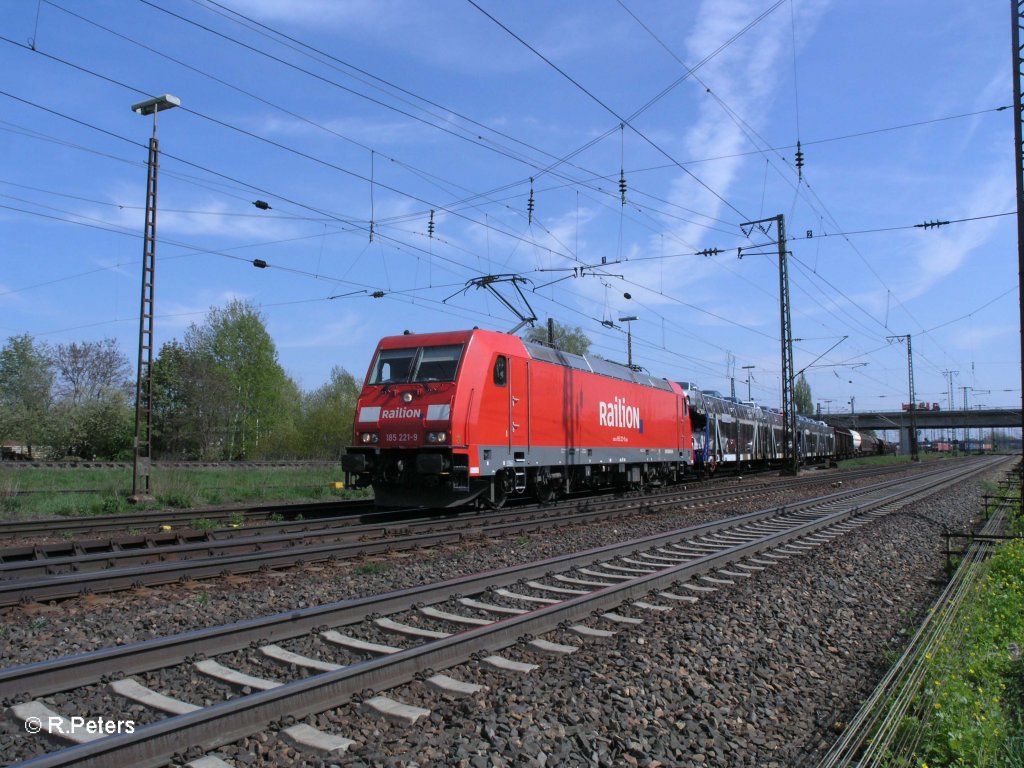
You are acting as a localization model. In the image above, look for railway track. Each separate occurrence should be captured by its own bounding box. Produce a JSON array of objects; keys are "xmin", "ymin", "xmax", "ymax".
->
[
  {"xmin": 0, "ymin": 461, "xmax": 918, "ymax": 542},
  {"xmin": 0, "ymin": 463, "xmax": 921, "ymax": 606},
  {"xmin": 0, "ymin": 455, "xmax": 1003, "ymax": 768},
  {"xmin": 818, "ymin": 467, "xmax": 1018, "ymax": 766},
  {"xmin": 0, "ymin": 498, "xmax": 373, "ymax": 540}
]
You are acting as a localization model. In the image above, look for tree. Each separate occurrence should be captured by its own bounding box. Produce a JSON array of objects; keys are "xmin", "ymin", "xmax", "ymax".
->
[
  {"xmin": 44, "ymin": 338, "xmax": 133, "ymax": 459},
  {"xmin": 182, "ymin": 299, "xmax": 297, "ymax": 459},
  {"xmin": 47, "ymin": 397, "xmax": 133, "ymax": 460},
  {"xmin": 525, "ymin": 320, "xmax": 591, "ymax": 356},
  {"xmin": 53, "ymin": 338, "xmax": 131, "ymax": 406},
  {"xmin": 0, "ymin": 334, "xmax": 54, "ymax": 454},
  {"xmin": 298, "ymin": 366, "xmax": 360, "ymax": 459},
  {"xmin": 260, "ymin": 376, "xmax": 302, "ymax": 459},
  {"xmin": 794, "ymin": 372, "xmax": 813, "ymax": 416},
  {"xmin": 152, "ymin": 340, "xmax": 230, "ymax": 459}
]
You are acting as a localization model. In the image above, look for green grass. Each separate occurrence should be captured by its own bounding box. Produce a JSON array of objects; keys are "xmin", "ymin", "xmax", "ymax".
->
[
  {"xmin": 838, "ymin": 452, "xmax": 950, "ymax": 469},
  {"xmin": 0, "ymin": 464, "xmax": 368, "ymax": 519},
  {"xmin": 353, "ymin": 562, "xmax": 389, "ymax": 575},
  {"xmin": 910, "ymin": 540, "xmax": 1024, "ymax": 767}
]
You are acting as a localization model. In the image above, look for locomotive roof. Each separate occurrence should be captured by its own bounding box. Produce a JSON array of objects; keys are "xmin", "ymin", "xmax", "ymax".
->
[
  {"xmin": 375, "ymin": 329, "xmax": 477, "ymax": 347},
  {"xmin": 521, "ymin": 340, "xmax": 674, "ymax": 392},
  {"xmin": 373, "ymin": 329, "xmax": 674, "ymax": 392}
]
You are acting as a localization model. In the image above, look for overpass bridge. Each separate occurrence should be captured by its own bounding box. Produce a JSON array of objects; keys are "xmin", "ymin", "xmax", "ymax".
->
[
  {"xmin": 821, "ymin": 407, "xmax": 1022, "ymax": 454},
  {"xmin": 822, "ymin": 407, "xmax": 1022, "ymax": 431}
]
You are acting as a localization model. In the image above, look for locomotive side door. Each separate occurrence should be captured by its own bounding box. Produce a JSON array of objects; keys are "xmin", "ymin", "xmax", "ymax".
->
[{"xmin": 508, "ymin": 356, "xmax": 531, "ymax": 457}]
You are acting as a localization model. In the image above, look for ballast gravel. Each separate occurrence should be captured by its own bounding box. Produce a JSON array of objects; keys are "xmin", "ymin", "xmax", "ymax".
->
[{"xmin": 0, "ymin": 462, "xmax": 1005, "ymax": 767}]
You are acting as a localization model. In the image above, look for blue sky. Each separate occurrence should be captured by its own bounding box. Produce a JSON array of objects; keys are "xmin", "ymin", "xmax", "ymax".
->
[{"xmin": 1, "ymin": 0, "xmax": 1018, "ymax": 419}]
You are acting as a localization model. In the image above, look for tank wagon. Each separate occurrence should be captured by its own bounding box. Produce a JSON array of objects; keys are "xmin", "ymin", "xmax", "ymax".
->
[
  {"xmin": 834, "ymin": 427, "xmax": 886, "ymax": 459},
  {"xmin": 341, "ymin": 329, "xmax": 693, "ymax": 508}
]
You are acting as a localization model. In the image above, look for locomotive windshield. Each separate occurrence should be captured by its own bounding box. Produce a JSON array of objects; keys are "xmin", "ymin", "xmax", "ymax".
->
[{"xmin": 368, "ymin": 344, "xmax": 464, "ymax": 384}]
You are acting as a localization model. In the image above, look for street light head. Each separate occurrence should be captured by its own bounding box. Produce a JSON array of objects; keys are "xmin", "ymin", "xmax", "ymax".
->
[{"xmin": 132, "ymin": 94, "xmax": 181, "ymax": 116}]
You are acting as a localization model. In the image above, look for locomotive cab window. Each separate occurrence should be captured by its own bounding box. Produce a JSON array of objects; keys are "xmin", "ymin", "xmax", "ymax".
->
[
  {"xmin": 415, "ymin": 344, "xmax": 463, "ymax": 381},
  {"xmin": 367, "ymin": 344, "xmax": 464, "ymax": 385},
  {"xmin": 369, "ymin": 348, "xmax": 416, "ymax": 384},
  {"xmin": 493, "ymin": 355, "xmax": 507, "ymax": 386}
]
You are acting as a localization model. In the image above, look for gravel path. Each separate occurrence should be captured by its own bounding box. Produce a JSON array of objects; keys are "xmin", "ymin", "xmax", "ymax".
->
[{"xmin": 0, "ymin": 462, "xmax": 1000, "ymax": 767}]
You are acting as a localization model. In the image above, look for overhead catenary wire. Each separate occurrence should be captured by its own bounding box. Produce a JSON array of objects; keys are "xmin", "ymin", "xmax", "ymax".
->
[
  {"xmin": 2, "ymin": 1, "xmax": 1014, "ymax": 404},
  {"xmin": 607, "ymin": 0, "xmax": 976, "ymax": 386},
  {"xmin": 0, "ymin": 85, "xmax": 581, "ymax": 284},
  {"xmin": 124, "ymin": 0, "xmax": 732, "ymax": 247},
  {"xmin": 613, "ymin": 0, "xmax": 1008, "ymax": 376},
  {"xmin": 465, "ymin": 0, "xmax": 753, "ymax": 225},
  {"xmin": 0, "ymin": 22, "xmax": 717, "ymax": 272},
  {"xmin": 6, "ymin": 15, "xmax": 1006, "ymax": 258}
]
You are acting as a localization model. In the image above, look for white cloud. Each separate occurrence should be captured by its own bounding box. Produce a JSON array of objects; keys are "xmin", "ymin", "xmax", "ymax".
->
[
  {"xmin": 947, "ymin": 323, "xmax": 1013, "ymax": 351},
  {"xmin": 276, "ymin": 310, "xmax": 364, "ymax": 350},
  {"xmin": 901, "ymin": 162, "xmax": 1013, "ymax": 298}
]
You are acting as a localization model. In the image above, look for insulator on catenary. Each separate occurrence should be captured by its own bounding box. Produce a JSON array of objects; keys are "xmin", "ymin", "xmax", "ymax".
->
[
  {"xmin": 795, "ymin": 140, "xmax": 805, "ymax": 181},
  {"xmin": 527, "ymin": 178, "xmax": 535, "ymax": 225},
  {"xmin": 619, "ymin": 169, "xmax": 627, "ymax": 205},
  {"xmin": 428, "ymin": 209, "xmax": 435, "ymax": 238},
  {"xmin": 915, "ymin": 219, "xmax": 950, "ymax": 230}
]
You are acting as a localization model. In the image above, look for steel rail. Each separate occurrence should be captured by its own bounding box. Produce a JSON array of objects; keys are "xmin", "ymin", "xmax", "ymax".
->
[
  {"xmin": 0, "ymin": 461, "xmax": 954, "ymax": 606},
  {"xmin": 0, "ymin": 459, "xmax": 996, "ymax": 703},
  {"xmin": 0, "ymin": 498, "xmax": 373, "ymax": 538},
  {"xmin": 0, "ymin": 475, "xmax": 766, "ymax": 565},
  {"xmin": 816, "ymin": 465, "xmax": 1015, "ymax": 767},
  {"xmin": 0, "ymin": 461, "xmax": 919, "ymax": 541},
  {"xmin": 6, "ymin": 457, "xmax": 1003, "ymax": 768},
  {"xmin": 4, "ymin": 462, "xmax": 929, "ymax": 568}
]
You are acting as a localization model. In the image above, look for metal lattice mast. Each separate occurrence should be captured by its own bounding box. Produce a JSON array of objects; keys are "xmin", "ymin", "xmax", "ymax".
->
[
  {"xmin": 907, "ymin": 334, "xmax": 919, "ymax": 461},
  {"xmin": 776, "ymin": 214, "xmax": 798, "ymax": 476},
  {"xmin": 1013, "ymin": 0, "xmax": 1024, "ymax": 476},
  {"xmin": 740, "ymin": 214, "xmax": 796, "ymax": 474},
  {"xmin": 131, "ymin": 135, "xmax": 159, "ymax": 501},
  {"xmin": 888, "ymin": 334, "xmax": 920, "ymax": 460}
]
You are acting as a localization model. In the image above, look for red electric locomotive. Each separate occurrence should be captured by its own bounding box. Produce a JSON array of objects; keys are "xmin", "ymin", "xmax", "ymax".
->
[{"xmin": 342, "ymin": 329, "xmax": 693, "ymax": 508}]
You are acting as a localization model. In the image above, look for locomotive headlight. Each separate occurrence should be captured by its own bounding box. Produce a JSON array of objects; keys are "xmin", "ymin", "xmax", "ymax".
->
[
  {"xmin": 402, "ymin": 391, "xmax": 414, "ymax": 403},
  {"xmin": 427, "ymin": 432, "xmax": 437, "ymax": 443},
  {"xmin": 360, "ymin": 432, "xmax": 379, "ymax": 444},
  {"xmin": 426, "ymin": 431, "xmax": 447, "ymax": 443},
  {"xmin": 436, "ymin": 431, "xmax": 447, "ymax": 442}
]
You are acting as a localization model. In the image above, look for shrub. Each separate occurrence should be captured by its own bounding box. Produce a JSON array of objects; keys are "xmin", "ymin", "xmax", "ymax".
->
[
  {"xmin": 914, "ymin": 541, "xmax": 1024, "ymax": 766},
  {"xmin": 158, "ymin": 491, "xmax": 193, "ymax": 508}
]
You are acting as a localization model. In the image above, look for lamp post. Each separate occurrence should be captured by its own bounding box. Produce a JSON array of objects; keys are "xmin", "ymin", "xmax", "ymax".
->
[
  {"xmin": 742, "ymin": 365, "xmax": 755, "ymax": 402},
  {"xmin": 618, "ymin": 316, "xmax": 638, "ymax": 369},
  {"xmin": 130, "ymin": 94, "xmax": 180, "ymax": 502}
]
